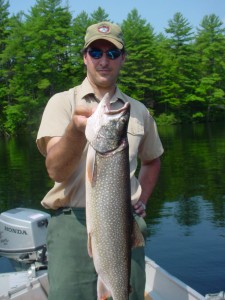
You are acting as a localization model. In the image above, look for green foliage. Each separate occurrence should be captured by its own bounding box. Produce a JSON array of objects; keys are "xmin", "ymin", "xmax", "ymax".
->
[
  {"xmin": 120, "ymin": 9, "xmax": 157, "ymax": 103},
  {"xmin": 0, "ymin": 0, "xmax": 11, "ymax": 127},
  {"xmin": 159, "ymin": 13, "xmax": 198, "ymax": 116},
  {"xmin": 192, "ymin": 112, "xmax": 205, "ymax": 122},
  {"xmin": 194, "ymin": 14, "xmax": 225, "ymax": 121},
  {"xmin": 4, "ymin": 104, "xmax": 28, "ymax": 134},
  {"xmin": 155, "ymin": 113, "xmax": 178, "ymax": 125},
  {"xmin": 90, "ymin": 7, "xmax": 110, "ymax": 23},
  {"xmin": 0, "ymin": 1, "xmax": 225, "ymax": 135}
]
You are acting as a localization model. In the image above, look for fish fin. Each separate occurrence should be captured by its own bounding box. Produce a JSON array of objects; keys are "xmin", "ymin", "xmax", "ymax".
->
[
  {"xmin": 132, "ymin": 219, "xmax": 145, "ymax": 248},
  {"xmin": 97, "ymin": 276, "xmax": 112, "ymax": 300},
  {"xmin": 87, "ymin": 233, "xmax": 93, "ymax": 257},
  {"xmin": 86, "ymin": 145, "xmax": 97, "ymax": 186}
]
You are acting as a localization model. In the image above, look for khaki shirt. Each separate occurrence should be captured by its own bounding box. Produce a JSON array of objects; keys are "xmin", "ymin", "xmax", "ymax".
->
[{"xmin": 37, "ymin": 78, "xmax": 164, "ymax": 209}]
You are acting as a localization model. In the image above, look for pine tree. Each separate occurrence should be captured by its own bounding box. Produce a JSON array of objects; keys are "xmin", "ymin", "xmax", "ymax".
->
[
  {"xmin": 90, "ymin": 7, "xmax": 110, "ymax": 23},
  {"xmin": 71, "ymin": 11, "xmax": 91, "ymax": 86},
  {"xmin": 0, "ymin": 0, "xmax": 11, "ymax": 133},
  {"xmin": 161, "ymin": 12, "xmax": 198, "ymax": 121},
  {"xmin": 195, "ymin": 14, "xmax": 225, "ymax": 121},
  {"xmin": 3, "ymin": 0, "xmax": 73, "ymax": 134},
  {"xmin": 120, "ymin": 9, "xmax": 157, "ymax": 105}
]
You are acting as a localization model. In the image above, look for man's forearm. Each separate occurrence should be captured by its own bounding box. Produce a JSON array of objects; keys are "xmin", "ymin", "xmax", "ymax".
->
[
  {"xmin": 138, "ymin": 157, "xmax": 161, "ymax": 205},
  {"xmin": 46, "ymin": 121, "xmax": 87, "ymax": 182}
]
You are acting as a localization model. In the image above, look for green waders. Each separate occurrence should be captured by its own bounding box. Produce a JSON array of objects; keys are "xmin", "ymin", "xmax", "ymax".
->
[{"xmin": 47, "ymin": 208, "xmax": 146, "ymax": 300}]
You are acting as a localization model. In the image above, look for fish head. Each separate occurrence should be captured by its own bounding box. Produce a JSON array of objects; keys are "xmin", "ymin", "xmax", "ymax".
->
[{"xmin": 85, "ymin": 93, "xmax": 130, "ymax": 154}]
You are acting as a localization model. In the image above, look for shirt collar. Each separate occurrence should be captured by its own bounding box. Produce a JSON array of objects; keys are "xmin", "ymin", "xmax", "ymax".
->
[
  {"xmin": 79, "ymin": 77, "xmax": 95, "ymax": 99},
  {"xmin": 80, "ymin": 77, "xmax": 128, "ymax": 104}
]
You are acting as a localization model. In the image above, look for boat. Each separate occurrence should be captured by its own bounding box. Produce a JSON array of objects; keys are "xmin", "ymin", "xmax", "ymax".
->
[
  {"xmin": 0, "ymin": 207, "xmax": 220, "ymax": 300},
  {"xmin": 0, "ymin": 256, "xmax": 206, "ymax": 300},
  {"xmin": 144, "ymin": 257, "xmax": 205, "ymax": 300}
]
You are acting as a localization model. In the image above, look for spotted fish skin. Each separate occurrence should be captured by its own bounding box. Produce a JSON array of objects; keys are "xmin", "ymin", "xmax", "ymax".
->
[{"xmin": 85, "ymin": 93, "xmax": 132, "ymax": 300}]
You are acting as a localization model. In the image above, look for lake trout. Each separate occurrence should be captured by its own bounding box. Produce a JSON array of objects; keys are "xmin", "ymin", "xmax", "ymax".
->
[{"xmin": 85, "ymin": 93, "xmax": 144, "ymax": 300}]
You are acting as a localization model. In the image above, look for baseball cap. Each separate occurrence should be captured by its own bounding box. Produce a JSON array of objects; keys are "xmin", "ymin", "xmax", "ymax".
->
[{"xmin": 84, "ymin": 21, "xmax": 124, "ymax": 50}]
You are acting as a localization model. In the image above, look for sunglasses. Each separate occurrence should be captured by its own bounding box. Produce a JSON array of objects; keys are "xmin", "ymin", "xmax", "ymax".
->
[{"xmin": 88, "ymin": 48, "xmax": 122, "ymax": 60}]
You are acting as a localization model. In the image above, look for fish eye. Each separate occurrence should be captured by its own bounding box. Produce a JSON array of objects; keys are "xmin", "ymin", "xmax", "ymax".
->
[{"xmin": 120, "ymin": 117, "xmax": 127, "ymax": 123}]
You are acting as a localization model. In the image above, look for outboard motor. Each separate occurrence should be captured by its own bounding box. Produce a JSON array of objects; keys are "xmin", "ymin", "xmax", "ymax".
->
[{"xmin": 0, "ymin": 208, "xmax": 50, "ymax": 265}]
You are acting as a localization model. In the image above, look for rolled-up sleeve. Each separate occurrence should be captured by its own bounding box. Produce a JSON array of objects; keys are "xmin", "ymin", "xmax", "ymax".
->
[
  {"xmin": 138, "ymin": 110, "xmax": 164, "ymax": 162},
  {"xmin": 36, "ymin": 91, "xmax": 72, "ymax": 156}
]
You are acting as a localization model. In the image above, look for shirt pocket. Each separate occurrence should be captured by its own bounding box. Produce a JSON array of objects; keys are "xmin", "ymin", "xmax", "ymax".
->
[{"xmin": 127, "ymin": 117, "xmax": 144, "ymax": 160}]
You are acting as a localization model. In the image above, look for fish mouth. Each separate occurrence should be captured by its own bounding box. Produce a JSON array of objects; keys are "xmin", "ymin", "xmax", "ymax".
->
[{"xmin": 104, "ymin": 101, "xmax": 130, "ymax": 115}]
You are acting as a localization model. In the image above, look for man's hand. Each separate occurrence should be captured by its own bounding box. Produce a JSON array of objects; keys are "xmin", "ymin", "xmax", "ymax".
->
[
  {"xmin": 133, "ymin": 200, "xmax": 147, "ymax": 218},
  {"xmin": 73, "ymin": 106, "xmax": 94, "ymax": 133},
  {"xmin": 45, "ymin": 105, "xmax": 95, "ymax": 182}
]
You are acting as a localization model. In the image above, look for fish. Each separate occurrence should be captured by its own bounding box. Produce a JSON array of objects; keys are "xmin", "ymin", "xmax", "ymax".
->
[{"xmin": 85, "ymin": 93, "xmax": 144, "ymax": 300}]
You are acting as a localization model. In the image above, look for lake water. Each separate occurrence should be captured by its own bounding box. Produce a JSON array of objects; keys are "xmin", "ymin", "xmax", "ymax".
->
[{"xmin": 0, "ymin": 122, "xmax": 225, "ymax": 296}]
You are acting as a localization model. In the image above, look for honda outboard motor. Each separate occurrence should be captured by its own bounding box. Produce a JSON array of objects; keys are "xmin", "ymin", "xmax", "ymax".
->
[{"xmin": 0, "ymin": 208, "xmax": 50, "ymax": 264}]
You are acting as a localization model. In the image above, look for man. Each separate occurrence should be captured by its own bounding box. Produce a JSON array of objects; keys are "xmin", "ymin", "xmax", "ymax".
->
[{"xmin": 37, "ymin": 21, "xmax": 164, "ymax": 300}]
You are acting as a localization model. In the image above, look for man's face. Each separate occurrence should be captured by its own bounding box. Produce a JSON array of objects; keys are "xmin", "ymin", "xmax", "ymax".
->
[{"xmin": 83, "ymin": 39, "xmax": 125, "ymax": 90}]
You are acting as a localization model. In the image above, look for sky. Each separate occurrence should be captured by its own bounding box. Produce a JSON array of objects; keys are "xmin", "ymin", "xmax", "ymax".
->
[{"xmin": 8, "ymin": 0, "xmax": 225, "ymax": 34}]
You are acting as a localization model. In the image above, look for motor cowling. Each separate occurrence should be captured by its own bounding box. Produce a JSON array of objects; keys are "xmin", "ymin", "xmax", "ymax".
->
[{"xmin": 0, "ymin": 208, "xmax": 50, "ymax": 263}]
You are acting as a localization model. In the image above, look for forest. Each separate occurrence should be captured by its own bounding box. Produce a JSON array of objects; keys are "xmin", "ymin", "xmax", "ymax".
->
[{"xmin": 0, "ymin": 0, "xmax": 225, "ymax": 135}]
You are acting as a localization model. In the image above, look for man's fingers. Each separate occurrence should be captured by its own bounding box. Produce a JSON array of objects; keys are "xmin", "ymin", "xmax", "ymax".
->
[{"xmin": 74, "ymin": 106, "xmax": 93, "ymax": 117}]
